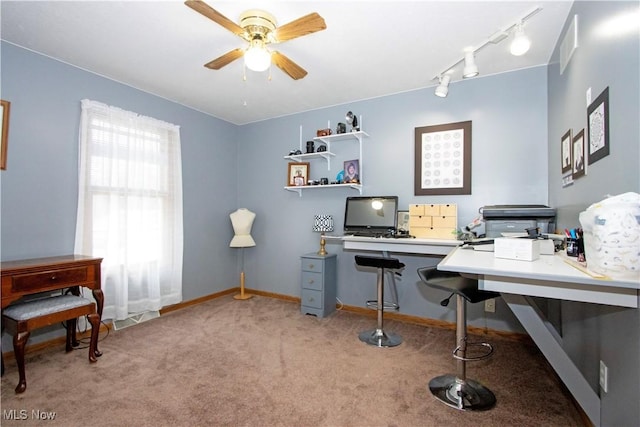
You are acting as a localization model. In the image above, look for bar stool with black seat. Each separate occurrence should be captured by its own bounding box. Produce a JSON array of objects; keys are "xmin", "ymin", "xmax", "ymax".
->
[
  {"xmin": 417, "ymin": 266, "xmax": 500, "ymax": 411},
  {"xmin": 355, "ymin": 255, "xmax": 404, "ymax": 347}
]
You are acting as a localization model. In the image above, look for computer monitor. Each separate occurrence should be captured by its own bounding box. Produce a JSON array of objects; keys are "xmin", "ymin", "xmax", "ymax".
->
[{"xmin": 343, "ymin": 196, "xmax": 398, "ymax": 235}]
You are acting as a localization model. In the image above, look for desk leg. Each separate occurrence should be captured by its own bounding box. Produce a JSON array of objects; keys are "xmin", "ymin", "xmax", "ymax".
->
[
  {"xmin": 501, "ymin": 293, "xmax": 600, "ymax": 427},
  {"xmin": 92, "ymin": 289, "xmax": 104, "ymax": 358}
]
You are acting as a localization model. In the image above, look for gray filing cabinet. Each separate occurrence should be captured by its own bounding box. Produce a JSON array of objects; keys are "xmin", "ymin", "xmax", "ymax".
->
[{"xmin": 300, "ymin": 253, "xmax": 337, "ymax": 317}]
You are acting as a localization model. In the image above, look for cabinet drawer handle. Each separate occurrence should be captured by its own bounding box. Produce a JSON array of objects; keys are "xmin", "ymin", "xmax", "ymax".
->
[
  {"xmin": 308, "ymin": 263, "xmax": 315, "ymax": 269},
  {"xmin": 50, "ymin": 275, "xmax": 57, "ymax": 281},
  {"xmin": 307, "ymin": 279, "xmax": 315, "ymax": 284},
  {"xmin": 308, "ymin": 297, "xmax": 315, "ymax": 302}
]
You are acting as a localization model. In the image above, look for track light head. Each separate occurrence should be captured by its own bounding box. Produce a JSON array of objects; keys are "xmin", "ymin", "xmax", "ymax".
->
[
  {"xmin": 462, "ymin": 50, "xmax": 479, "ymax": 78},
  {"xmin": 435, "ymin": 75, "xmax": 451, "ymax": 98},
  {"xmin": 510, "ymin": 23, "xmax": 531, "ymax": 56}
]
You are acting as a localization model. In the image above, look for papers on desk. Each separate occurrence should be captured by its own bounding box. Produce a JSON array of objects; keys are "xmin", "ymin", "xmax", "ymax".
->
[
  {"xmin": 461, "ymin": 239, "xmax": 494, "ymax": 251},
  {"xmin": 473, "ymin": 244, "xmax": 494, "ymax": 252},
  {"xmin": 462, "ymin": 237, "xmax": 555, "ymax": 255}
]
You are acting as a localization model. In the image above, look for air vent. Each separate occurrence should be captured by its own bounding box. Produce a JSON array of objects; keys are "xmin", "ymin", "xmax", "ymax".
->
[
  {"xmin": 560, "ymin": 15, "xmax": 578, "ymax": 74},
  {"xmin": 113, "ymin": 310, "xmax": 160, "ymax": 330}
]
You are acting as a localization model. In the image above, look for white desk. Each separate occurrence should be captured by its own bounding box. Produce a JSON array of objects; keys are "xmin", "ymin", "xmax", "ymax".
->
[
  {"xmin": 439, "ymin": 247, "xmax": 639, "ymax": 308},
  {"xmin": 341, "ymin": 236, "xmax": 460, "ymax": 256},
  {"xmin": 336, "ymin": 235, "xmax": 460, "ymax": 306},
  {"xmin": 438, "ymin": 247, "xmax": 640, "ymax": 427}
]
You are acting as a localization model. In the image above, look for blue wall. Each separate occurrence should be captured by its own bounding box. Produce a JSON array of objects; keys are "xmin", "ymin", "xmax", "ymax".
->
[
  {"xmin": 547, "ymin": 2, "xmax": 640, "ymax": 426},
  {"xmin": 1, "ymin": 41, "xmax": 549, "ymax": 334},
  {"xmin": 0, "ymin": 42, "xmax": 239, "ymax": 302},
  {"xmin": 236, "ymin": 66, "xmax": 549, "ymax": 333}
]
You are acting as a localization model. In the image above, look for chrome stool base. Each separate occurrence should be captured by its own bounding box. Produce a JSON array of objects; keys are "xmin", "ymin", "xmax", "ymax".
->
[
  {"xmin": 365, "ymin": 299, "xmax": 399, "ymax": 311},
  {"xmin": 428, "ymin": 374, "xmax": 496, "ymax": 411},
  {"xmin": 359, "ymin": 328, "xmax": 402, "ymax": 348}
]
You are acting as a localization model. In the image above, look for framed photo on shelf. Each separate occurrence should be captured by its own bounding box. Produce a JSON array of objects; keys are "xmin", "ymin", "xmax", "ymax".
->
[
  {"xmin": 343, "ymin": 159, "xmax": 359, "ymax": 183},
  {"xmin": 587, "ymin": 86, "xmax": 609, "ymax": 165},
  {"xmin": 397, "ymin": 211, "xmax": 409, "ymax": 232},
  {"xmin": 287, "ymin": 162, "xmax": 309, "ymax": 186},
  {"xmin": 414, "ymin": 120, "xmax": 471, "ymax": 195},
  {"xmin": 561, "ymin": 129, "xmax": 572, "ymax": 174},
  {"xmin": 1, "ymin": 99, "xmax": 10, "ymax": 170},
  {"xmin": 572, "ymin": 129, "xmax": 586, "ymax": 179}
]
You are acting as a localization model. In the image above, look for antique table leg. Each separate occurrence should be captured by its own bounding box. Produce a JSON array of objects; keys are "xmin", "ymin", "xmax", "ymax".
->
[{"xmin": 92, "ymin": 289, "xmax": 104, "ymax": 357}]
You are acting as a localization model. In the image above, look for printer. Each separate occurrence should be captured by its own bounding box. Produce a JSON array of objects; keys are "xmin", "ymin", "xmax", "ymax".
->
[{"xmin": 481, "ymin": 205, "xmax": 556, "ymax": 238}]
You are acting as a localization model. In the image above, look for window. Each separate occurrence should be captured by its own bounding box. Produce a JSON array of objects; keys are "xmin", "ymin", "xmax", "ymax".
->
[{"xmin": 75, "ymin": 100, "xmax": 183, "ymax": 321}]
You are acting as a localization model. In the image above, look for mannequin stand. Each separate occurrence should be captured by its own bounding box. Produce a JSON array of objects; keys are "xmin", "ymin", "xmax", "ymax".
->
[{"xmin": 234, "ymin": 248, "xmax": 252, "ymax": 300}]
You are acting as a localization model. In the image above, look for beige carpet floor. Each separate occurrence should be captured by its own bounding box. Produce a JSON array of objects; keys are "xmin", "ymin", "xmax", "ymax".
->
[{"xmin": 1, "ymin": 295, "xmax": 584, "ymax": 426}]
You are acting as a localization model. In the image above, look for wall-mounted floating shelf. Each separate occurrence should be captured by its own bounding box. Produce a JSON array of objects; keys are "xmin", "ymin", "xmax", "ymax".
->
[
  {"xmin": 284, "ymin": 151, "xmax": 336, "ymax": 164},
  {"xmin": 283, "ymin": 119, "xmax": 368, "ymax": 197},
  {"xmin": 284, "ymin": 182, "xmax": 363, "ymax": 197}
]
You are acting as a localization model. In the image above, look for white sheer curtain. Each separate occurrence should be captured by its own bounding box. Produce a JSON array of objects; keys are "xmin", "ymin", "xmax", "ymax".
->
[{"xmin": 75, "ymin": 99, "xmax": 183, "ymax": 321}]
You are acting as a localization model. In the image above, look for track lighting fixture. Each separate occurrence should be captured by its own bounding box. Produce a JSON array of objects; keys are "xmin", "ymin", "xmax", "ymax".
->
[
  {"xmin": 435, "ymin": 75, "xmax": 451, "ymax": 98},
  {"xmin": 431, "ymin": 6, "xmax": 541, "ymax": 99},
  {"xmin": 510, "ymin": 23, "xmax": 531, "ymax": 56},
  {"xmin": 462, "ymin": 50, "xmax": 479, "ymax": 78}
]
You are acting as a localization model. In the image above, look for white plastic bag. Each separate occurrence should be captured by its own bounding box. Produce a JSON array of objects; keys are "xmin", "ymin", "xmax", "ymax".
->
[{"xmin": 579, "ymin": 192, "xmax": 640, "ymax": 280}]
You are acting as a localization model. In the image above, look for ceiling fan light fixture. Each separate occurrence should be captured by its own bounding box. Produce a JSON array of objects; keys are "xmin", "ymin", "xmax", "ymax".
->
[
  {"xmin": 463, "ymin": 50, "xmax": 479, "ymax": 78},
  {"xmin": 435, "ymin": 75, "xmax": 451, "ymax": 98},
  {"xmin": 510, "ymin": 23, "xmax": 531, "ymax": 56},
  {"xmin": 244, "ymin": 39, "xmax": 271, "ymax": 72}
]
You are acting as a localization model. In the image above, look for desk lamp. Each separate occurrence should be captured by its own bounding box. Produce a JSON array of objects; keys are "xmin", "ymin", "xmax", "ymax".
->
[{"xmin": 313, "ymin": 214, "xmax": 334, "ymax": 256}]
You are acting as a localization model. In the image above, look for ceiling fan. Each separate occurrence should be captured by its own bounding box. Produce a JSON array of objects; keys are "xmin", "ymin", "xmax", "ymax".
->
[{"xmin": 185, "ymin": 0, "xmax": 326, "ymax": 80}]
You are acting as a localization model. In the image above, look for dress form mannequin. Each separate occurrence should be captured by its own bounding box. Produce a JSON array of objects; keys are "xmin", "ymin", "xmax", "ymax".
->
[{"xmin": 230, "ymin": 208, "xmax": 256, "ymax": 300}]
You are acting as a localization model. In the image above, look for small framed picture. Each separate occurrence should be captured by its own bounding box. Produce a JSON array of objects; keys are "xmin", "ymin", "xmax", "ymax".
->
[
  {"xmin": 561, "ymin": 129, "xmax": 572, "ymax": 174},
  {"xmin": 572, "ymin": 129, "xmax": 586, "ymax": 179},
  {"xmin": 397, "ymin": 211, "xmax": 409, "ymax": 232},
  {"xmin": 587, "ymin": 86, "xmax": 609, "ymax": 165},
  {"xmin": 1, "ymin": 99, "xmax": 10, "ymax": 170},
  {"xmin": 343, "ymin": 159, "xmax": 359, "ymax": 183},
  {"xmin": 287, "ymin": 162, "xmax": 309, "ymax": 186}
]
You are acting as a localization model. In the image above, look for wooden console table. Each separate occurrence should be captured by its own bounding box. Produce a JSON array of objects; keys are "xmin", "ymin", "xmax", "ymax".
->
[
  {"xmin": 1, "ymin": 255, "xmax": 104, "ymax": 385},
  {"xmin": 1, "ymin": 255, "xmax": 104, "ymax": 315}
]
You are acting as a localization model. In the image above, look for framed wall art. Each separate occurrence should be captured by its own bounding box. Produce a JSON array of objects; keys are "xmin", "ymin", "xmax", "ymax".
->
[
  {"xmin": 561, "ymin": 129, "xmax": 572, "ymax": 174},
  {"xmin": 414, "ymin": 120, "xmax": 471, "ymax": 195},
  {"xmin": 1, "ymin": 99, "xmax": 10, "ymax": 170},
  {"xmin": 587, "ymin": 86, "xmax": 609, "ymax": 165},
  {"xmin": 287, "ymin": 162, "xmax": 309, "ymax": 186},
  {"xmin": 572, "ymin": 129, "xmax": 586, "ymax": 179}
]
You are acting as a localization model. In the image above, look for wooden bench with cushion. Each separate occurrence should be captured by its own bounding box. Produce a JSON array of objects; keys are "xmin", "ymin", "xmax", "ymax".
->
[{"xmin": 2, "ymin": 294, "xmax": 101, "ymax": 393}]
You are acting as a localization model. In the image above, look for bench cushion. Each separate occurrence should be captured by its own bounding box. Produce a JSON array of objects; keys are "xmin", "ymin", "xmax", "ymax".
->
[{"xmin": 3, "ymin": 295, "xmax": 93, "ymax": 321}]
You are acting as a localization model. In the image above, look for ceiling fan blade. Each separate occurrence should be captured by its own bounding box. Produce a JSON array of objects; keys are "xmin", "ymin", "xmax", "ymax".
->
[
  {"xmin": 185, "ymin": 0, "xmax": 245, "ymax": 37},
  {"xmin": 272, "ymin": 51, "xmax": 307, "ymax": 80},
  {"xmin": 204, "ymin": 48, "xmax": 244, "ymax": 70},
  {"xmin": 274, "ymin": 12, "xmax": 326, "ymax": 42}
]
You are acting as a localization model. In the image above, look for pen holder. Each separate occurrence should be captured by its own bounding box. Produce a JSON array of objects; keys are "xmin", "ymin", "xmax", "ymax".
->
[{"xmin": 566, "ymin": 237, "xmax": 584, "ymax": 258}]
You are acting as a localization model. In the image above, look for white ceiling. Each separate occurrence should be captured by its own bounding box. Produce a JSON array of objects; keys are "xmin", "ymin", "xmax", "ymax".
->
[{"xmin": 1, "ymin": 1, "xmax": 573, "ymax": 125}]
